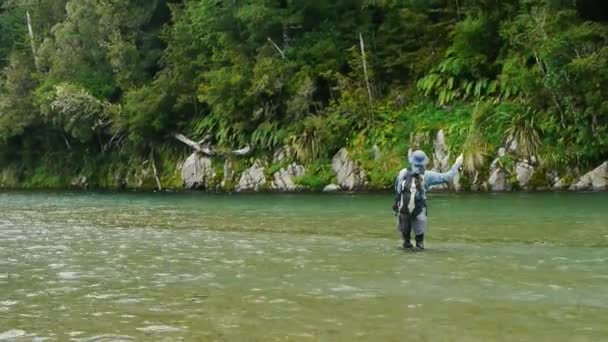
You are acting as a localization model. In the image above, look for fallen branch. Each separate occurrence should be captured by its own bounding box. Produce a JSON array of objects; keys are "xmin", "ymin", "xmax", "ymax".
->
[
  {"xmin": 173, "ymin": 133, "xmax": 215, "ymax": 155},
  {"xmin": 173, "ymin": 133, "xmax": 252, "ymax": 157}
]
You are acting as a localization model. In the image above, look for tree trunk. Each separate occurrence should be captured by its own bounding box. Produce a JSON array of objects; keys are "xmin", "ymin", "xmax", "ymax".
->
[
  {"xmin": 359, "ymin": 33, "xmax": 374, "ymax": 122},
  {"xmin": 26, "ymin": 11, "xmax": 40, "ymax": 71}
]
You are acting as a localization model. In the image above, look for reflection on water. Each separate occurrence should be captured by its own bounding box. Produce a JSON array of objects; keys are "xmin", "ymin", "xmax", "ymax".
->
[{"xmin": 1, "ymin": 191, "xmax": 607, "ymax": 341}]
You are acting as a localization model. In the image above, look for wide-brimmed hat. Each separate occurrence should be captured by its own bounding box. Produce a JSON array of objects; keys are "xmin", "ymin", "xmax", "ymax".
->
[{"xmin": 409, "ymin": 150, "xmax": 429, "ymax": 167}]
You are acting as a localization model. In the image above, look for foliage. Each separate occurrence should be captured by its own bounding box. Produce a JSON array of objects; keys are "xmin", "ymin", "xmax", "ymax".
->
[
  {"xmin": 294, "ymin": 161, "xmax": 335, "ymax": 191},
  {"xmin": 0, "ymin": 0, "xmax": 607, "ymax": 189}
]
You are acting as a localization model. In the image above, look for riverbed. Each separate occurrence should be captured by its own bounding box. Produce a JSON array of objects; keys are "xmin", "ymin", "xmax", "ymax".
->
[{"xmin": 1, "ymin": 191, "xmax": 607, "ymax": 341}]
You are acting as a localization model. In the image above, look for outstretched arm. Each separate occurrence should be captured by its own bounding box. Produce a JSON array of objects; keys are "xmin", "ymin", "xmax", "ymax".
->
[{"xmin": 424, "ymin": 154, "xmax": 463, "ymax": 188}]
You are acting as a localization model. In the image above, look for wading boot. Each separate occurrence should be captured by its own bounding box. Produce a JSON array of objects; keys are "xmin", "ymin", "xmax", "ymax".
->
[
  {"xmin": 403, "ymin": 240, "xmax": 414, "ymax": 250},
  {"xmin": 415, "ymin": 234, "xmax": 425, "ymax": 252},
  {"xmin": 402, "ymin": 231, "xmax": 414, "ymax": 249}
]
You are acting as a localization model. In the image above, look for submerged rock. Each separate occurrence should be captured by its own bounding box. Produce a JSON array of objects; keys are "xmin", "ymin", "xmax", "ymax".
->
[
  {"xmin": 570, "ymin": 161, "xmax": 608, "ymax": 191},
  {"xmin": 236, "ymin": 159, "xmax": 266, "ymax": 192},
  {"xmin": 332, "ymin": 148, "xmax": 367, "ymax": 191},
  {"xmin": 180, "ymin": 153, "xmax": 216, "ymax": 189}
]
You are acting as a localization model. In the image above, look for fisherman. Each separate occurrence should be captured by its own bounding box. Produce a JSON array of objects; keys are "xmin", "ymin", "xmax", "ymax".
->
[{"xmin": 393, "ymin": 150, "xmax": 463, "ymax": 251}]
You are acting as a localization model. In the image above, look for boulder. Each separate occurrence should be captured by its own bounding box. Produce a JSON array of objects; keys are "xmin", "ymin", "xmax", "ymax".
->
[
  {"xmin": 271, "ymin": 163, "xmax": 305, "ymax": 191},
  {"xmin": 515, "ymin": 160, "xmax": 534, "ymax": 189},
  {"xmin": 331, "ymin": 148, "xmax": 367, "ymax": 191},
  {"xmin": 547, "ymin": 170, "xmax": 560, "ymax": 187},
  {"xmin": 323, "ymin": 184, "xmax": 340, "ymax": 192},
  {"xmin": 429, "ymin": 129, "xmax": 463, "ymax": 192},
  {"xmin": 372, "ymin": 145, "xmax": 381, "ymax": 161},
  {"xmin": 487, "ymin": 146, "xmax": 511, "ymax": 191},
  {"xmin": 236, "ymin": 159, "xmax": 266, "ymax": 192},
  {"xmin": 71, "ymin": 175, "xmax": 88, "ymax": 189},
  {"xmin": 569, "ymin": 161, "xmax": 608, "ymax": 191},
  {"xmin": 181, "ymin": 152, "xmax": 216, "ymax": 189},
  {"xmin": 223, "ymin": 159, "xmax": 233, "ymax": 181},
  {"xmin": 506, "ymin": 136, "xmax": 518, "ymax": 152},
  {"xmin": 452, "ymin": 172, "xmax": 462, "ymax": 192},
  {"xmin": 553, "ymin": 178, "xmax": 568, "ymax": 190},
  {"xmin": 488, "ymin": 167, "xmax": 510, "ymax": 191},
  {"xmin": 433, "ymin": 130, "xmax": 450, "ymax": 172}
]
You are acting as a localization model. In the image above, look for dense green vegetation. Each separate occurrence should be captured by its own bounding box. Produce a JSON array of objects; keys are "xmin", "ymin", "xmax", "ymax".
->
[{"xmin": 0, "ymin": 0, "xmax": 606, "ymax": 189}]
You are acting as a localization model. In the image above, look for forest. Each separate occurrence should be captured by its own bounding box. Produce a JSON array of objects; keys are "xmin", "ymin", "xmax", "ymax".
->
[{"xmin": 0, "ymin": 0, "xmax": 607, "ymax": 190}]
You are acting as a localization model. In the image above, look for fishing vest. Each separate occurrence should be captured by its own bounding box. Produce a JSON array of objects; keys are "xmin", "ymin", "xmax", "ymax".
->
[{"xmin": 396, "ymin": 170, "xmax": 426, "ymax": 218}]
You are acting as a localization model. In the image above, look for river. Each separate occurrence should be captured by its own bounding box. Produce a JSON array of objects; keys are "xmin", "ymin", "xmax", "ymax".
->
[{"xmin": 1, "ymin": 191, "xmax": 607, "ymax": 341}]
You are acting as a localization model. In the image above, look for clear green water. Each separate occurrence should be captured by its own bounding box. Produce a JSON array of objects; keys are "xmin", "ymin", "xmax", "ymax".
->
[{"xmin": 1, "ymin": 191, "xmax": 607, "ymax": 341}]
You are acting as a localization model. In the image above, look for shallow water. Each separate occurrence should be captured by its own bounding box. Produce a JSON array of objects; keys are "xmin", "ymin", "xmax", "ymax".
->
[{"xmin": 1, "ymin": 191, "xmax": 607, "ymax": 341}]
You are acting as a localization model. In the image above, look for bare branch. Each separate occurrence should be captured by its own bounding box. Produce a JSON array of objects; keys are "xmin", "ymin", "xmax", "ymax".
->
[
  {"xmin": 173, "ymin": 133, "xmax": 215, "ymax": 155},
  {"xmin": 267, "ymin": 37, "xmax": 285, "ymax": 59}
]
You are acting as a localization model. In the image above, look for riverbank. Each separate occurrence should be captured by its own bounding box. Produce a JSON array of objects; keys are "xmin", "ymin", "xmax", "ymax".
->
[{"xmin": 1, "ymin": 129, "xmax": 606, "ymax": 193}]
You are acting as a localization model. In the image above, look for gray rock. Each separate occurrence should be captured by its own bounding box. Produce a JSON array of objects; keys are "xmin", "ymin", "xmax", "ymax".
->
[
  {"xmin": 515, "ymin": 160, "xmax": 534, "ymax": 189},
  {"xmin": 433, "ymin": 129, "xmax": 450, "ymax": 172},
  {"xmin": 372, "ymin": 145, "xmax": 381, "ymax": 161},
  {"xmin": 332, "ymin": 148, "xmax": 367, "ymax": 191},
  {"xmin": 487, "ymin": 145, "xmax": 513, "ymax": 191},
  {"xmin": 224, "ymin": 159, "xmax": 233, "ymax": 180},
  {"xmin": 236, "ymin": 159, "xmax": 266, "ymax": 192},
  {"xmin": 553, "ymin": 178, "xmax": 567, "ymax": 190},
  {"xmin": 488, "ymin": 167, "xmax": 510, "ymax": 191},
  {"xmin": 547, "ymin": 170, "xmax": 560, "ymax": 187},
  {"xmin": 506, "ymin": 135, "xmax": 518, "ymax": 152},
  {"xmin": 323, "ymin": 184, "xmax": 340, "ymax": 192},
  {"xmin": 271, "ymin": 163, "xmax": 305, "ymax": 191},
  {"xmin": 452, "ymin": 172, "xmax": 462, "ymax": 192},
  {"xmin": 71, "ymin": 175, "xmax": 88, "ymax": 188},
  {"xmin": 497, "ymin": 147, "xmax": 506, "ymax": 159},
  {"xmin": 569, "ymin": 161, "xmax": 608, "ymax": 191},
  {"xmin": 181, "ymin": 153, "xmax": 216, "ymax": 189}
]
